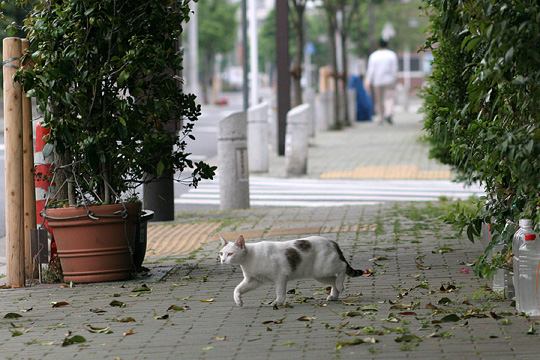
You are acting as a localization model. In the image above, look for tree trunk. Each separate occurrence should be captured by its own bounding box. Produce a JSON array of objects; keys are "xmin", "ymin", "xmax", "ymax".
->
[
  {"xmin": 341, "ymin": 28, "xmax": 351, "ymax": 126},
  {"xmin": 327, "ymin": 15, "xmax": 341, "ymax": 129},
  {"xmin": 291, "ymin": 2, "xmax": 305, "ymax": 107}
]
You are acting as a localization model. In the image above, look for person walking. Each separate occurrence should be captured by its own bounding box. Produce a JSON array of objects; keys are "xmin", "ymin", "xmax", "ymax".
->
[{"xmin": 364, "ymin": 39, "xmax": 398, "ymax": 125}]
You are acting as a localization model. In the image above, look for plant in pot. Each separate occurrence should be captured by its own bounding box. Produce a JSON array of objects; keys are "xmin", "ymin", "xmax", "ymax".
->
[{"xmin": 18, "ymin": 0, "xmax": 215, "ymax": 283}]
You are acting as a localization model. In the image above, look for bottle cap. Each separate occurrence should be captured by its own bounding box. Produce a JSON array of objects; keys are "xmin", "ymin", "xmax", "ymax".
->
[
  {"xmin": 519, "ymin": 219, "xmax": 532, "ymax": 227},
  {"xmin": 524, "ymin": 233, "xmax": 536, "ymax": 241}
]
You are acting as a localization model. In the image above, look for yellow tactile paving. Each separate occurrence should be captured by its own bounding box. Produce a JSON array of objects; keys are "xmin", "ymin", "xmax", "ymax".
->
[
  {"xmin": 320, "ymin": 165, "xmax": 452, "ymax": 180},
  {"xmin": 146, "ymin": 222, "xmax": 377, "ymax": 257}
]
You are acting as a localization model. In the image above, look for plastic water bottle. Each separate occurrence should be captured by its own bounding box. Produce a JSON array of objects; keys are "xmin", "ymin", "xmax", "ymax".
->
[
  {"xmin": 513, "ymin": 219, "xmax": 533, "ymax": 311},
  {"xmin": 491, "ymin": 237, "xmax": 506, "ymax": 294},
  {"xmin": 517, "ymin": 230, "xmax": 540, "ymax": 316}
]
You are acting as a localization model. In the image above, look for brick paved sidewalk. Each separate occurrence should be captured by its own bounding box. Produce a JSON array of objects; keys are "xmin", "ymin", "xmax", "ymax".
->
[
  {"xmin": 266, "ymin": 107, "xmax": 452, "ymax": 180},
  {"xmin": 1, "ymin": 202, "xmax": 538, "ymax": 359}
]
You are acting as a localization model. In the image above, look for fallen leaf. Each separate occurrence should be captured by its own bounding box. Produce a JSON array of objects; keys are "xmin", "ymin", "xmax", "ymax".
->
[
  {"xmin": 434, "ymin": 246, "xmax": 454, "ymax": 254},
  {"xmin": 89, "ymin": 308, "xmax": 107, "ymax": 314},
  {"xmin": 395, "ymin": 334, "xmax": 422, "ymax": 343},
  {"xmin": 287, "ymin": 289, "xmax": 296, "ymax": 294},
  {"xmin": 109, "ymin": 300, "xmax": 126, "ymax": 308},
  {"xmin": 390, "ymin": 302, "xmax": 418, "ymax": 310},
  {"xmin": 425, "ymin": 303, "xmax": 440, "ymax": 311},
  {"xmin": 361, "ymin": 304, "xmax": 379, "ymax": 312},
  {"xmin": 213, "ymin": 336, "xmax": 227, "ymax": 341},
  {"xmin": 336, "ymin": 337, "xmax": 378, "ymax": 349},
  {"xmin": 10, "ymin": 329, "xmax": 24, "ymax": 337},
  {"xmin": 62, "ymin": 334, "xmax": 86, "ymax": 347},
  {"xmin": 427, "ymin": 331, "xmax": 453, "ymax": 338},
  {"xmin": 297, "ymin": 315, "xmax": 316, "ymax": 322},
  {"xmin": 398, "ymin": 311, "xmax": 417, "ymax": 316},
  {"xmin": 200, "ymin": 298, "xmax": 214, "ymax": 303},
  {"xmin": 202, "ymin": 345, "xmax": 214, "ymax": 351},
  {"xmin": 51, "ymin": 301, "xmax": 70, "ymax": 308},
  {"xmin": 132, "ymin": 284, "xmax": 151, "ymax": 293},
  {"xmin": 123, "ymin": 329, "xmax": 136, "ymax": 336},
  {"xmin": 382, "ymin": 314, "xmax": 400, "ymax": 323},
  {"xmin": 489, "ymin": 311, "xmax": 502, "ymax": 320},
  {"xmin": 362, "ymin": 269, "xmax": 374, "ymax": 277},
  {"xmin": 438, "ymin": 297, "xmax": 453, "ymax": 305},
  {"xmin": 85, "ymin": 325, "xmax": 113, "ymax": 334},
  {"xmin": 459, "ymin": 267, "xmax": 470, "ymax": 274},
  {"xmin": 20, "ymin": 307, "xmax": 33, "ymax": 313},
  {"xmin": 4, "ymin": 312, "xmax": 22, "ymax": 319},
  {"xmin": 341, "ymin": 311, "xmax": 363, "ymax": 318},
  {"xmin": 440, "ymin": 283, "xmax": 457, "ymax": 293},
  {"xmin": 154, "ymin": 314, "xmax": 169, "ymax": 320},
  {"xmin": 435, "ymin": 314, "xmax": 461, "ymax": 323},
  {"xmin": 114, "ymin": 317, "xmax": 136, "ymax": 323},
  {"xmin": 262, "ymin": 317, "xmax": 285, "ymax": 325},
  {"xmin": 25, "ymin": 339, "xmax": 55, "ymax": 346},
  {"xmin": 167, "ymin": 305, "xmax": 186, "ymax": 312},
  {"xmin": 527, "ymin": 324, "xmax": 536, "ymax": 335}
]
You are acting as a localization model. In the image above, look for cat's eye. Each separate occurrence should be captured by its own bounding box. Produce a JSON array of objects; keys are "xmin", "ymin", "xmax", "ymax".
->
[{"xmin": 227, "ymin": 253, "xmax": 233, "ymax": 256}]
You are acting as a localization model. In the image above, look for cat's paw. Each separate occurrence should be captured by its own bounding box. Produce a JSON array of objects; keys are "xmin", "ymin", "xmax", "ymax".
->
[
  {"xmin": 326, "ymin": 294, "xmax": 339, "ymax": 301},
  {"xmin": 271, "ymin": 299, "xmax": 285, "ymax": 307},
  {"xmin": 234, "ymin": 294, "xmax": 243, "ymax": 307}
]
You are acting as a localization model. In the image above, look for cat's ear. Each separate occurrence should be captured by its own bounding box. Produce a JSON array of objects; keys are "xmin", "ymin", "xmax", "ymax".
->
[
  {"xmin": 219, "ymin": 235, "xmax": 228, "ymax": 247},
  {"xmin": 235, "ymin": 235, "xmax": 245, "ymax": 249}
]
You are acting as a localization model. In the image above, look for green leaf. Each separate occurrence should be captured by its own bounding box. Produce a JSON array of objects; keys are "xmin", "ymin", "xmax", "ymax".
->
[
  {"xmin": 109, "ymin": 300, "xmax": 127, "ymax": 308},
  {"xmin": 4, "ymin": 313, "xmax": 22, "ymax": 319},
  {"xmin": 132, "ymin": 284, "xmax": 151, "ymax": 292},
  {"xmin": 62, "ymin": 335, "xmax": 86, "ymax": 346},
  {"xmin": 336, "ymin": 337, "xmax": 378, "ymax": 349}
]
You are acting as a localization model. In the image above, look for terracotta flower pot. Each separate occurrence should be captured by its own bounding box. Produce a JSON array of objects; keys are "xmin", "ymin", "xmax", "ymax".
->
[{"xmin": 45, "ymin": 202, "xmax": 141, "ymax": 283}]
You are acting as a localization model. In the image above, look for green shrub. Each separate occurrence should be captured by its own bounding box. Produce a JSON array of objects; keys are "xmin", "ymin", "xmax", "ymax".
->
[{"xmin": 422, "ymin": 1, "xmax": 540, "ymax": 276}]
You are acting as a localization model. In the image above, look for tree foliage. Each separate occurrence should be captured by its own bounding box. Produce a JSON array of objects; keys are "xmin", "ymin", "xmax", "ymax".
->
[
  {"xmin": 18, "ymin": 0, "xmax": 216, "ymax": 204},
  {"xmin": 197, "ymin": 0, "xmax": 237, "ymax": 103},
  {"xmin": 422, "ymin": 0, "xmax": 540, "ymax": 277}
]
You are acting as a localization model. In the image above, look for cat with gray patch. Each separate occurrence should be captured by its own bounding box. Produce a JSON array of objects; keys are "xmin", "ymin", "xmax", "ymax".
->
[{"xmin": 219, "ymin": 235, "xmax": 364, "ymax": 307}]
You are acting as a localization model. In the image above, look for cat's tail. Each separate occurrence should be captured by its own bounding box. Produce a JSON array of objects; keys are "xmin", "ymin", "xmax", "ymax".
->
[
  {"xmin": 331, "ymin": 240, "xmax": 364, "ymax": 277},
  {"xmin": 346, "ymin": 265, "xmax": 364, "ymax": 277},
  {"xmin": 345, "ymin": 263, "xmax": 364, "ymax": 277}
]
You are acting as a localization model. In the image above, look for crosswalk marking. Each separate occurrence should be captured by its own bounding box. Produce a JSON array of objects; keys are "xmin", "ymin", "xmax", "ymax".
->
[{"xmin": 175, "ymin": 176, "xmax": 484, "ymax": 207}]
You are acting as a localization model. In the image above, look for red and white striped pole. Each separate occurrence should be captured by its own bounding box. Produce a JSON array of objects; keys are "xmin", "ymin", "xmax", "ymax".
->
[{"xmin": 34, "ymin": 123, "xmax": 57, "ymax": 259}]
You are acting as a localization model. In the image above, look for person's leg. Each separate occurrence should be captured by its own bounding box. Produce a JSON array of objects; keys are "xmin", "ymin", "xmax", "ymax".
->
[
  {"xmin": 383, "ymin": 85, "xmax": 396, "ymax": 124},
  {"xmin": 373, "ymin": 86, "xmax": 385, "ymax": 124}
]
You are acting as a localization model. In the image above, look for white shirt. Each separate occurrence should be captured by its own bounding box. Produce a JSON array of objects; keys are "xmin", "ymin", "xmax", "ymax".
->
[{"xmin": 365, "ymin": 49, "xmax": 398, "ymax": 87}]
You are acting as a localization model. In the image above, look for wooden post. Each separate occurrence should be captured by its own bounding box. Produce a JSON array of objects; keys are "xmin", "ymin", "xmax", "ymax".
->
[
  {"xmin": 21, "ymin": 39, "xmax": 37, "ymax": 280},
  {"xmin": 3, "ymin": 37, "xmax": 25, "ymax": 287}
]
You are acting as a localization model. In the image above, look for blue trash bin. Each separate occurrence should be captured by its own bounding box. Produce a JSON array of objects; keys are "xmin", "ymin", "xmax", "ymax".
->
[{"xmin": 348, "ymin": 75, "xmax": 373, "ymax": 122}]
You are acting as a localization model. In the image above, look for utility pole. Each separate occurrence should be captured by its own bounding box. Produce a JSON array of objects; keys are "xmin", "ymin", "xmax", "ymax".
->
[
  {"xmin": 242, "ymin": 0, "xmax": 249, "ymax": 111},
  {"xmin": 248, "ymin": 0, "xmax": 259, "ymax": 107},
  {"xmin": 188, "ymin": 1, "xmax": 199, "ymax": 98},
  {"xmin": 276, "ymin": 0, "xmax": 290, "ymax": 156}
]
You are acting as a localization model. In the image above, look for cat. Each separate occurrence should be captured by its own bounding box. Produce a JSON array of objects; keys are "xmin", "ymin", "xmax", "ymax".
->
[{"xmin": 219, "ymin": 234, "xmax": 365, "ymax": 307}]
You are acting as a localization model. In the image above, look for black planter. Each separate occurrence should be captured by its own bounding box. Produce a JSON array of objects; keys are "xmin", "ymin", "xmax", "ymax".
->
[{"xmin": 133, "ymin": 210, "xmax": 154, "ymax": 270}]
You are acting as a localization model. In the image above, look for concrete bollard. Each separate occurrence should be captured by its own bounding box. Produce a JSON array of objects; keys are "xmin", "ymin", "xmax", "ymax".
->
[
  {"xmin": 304, "ymin": 88, "xmax": 316, "ymax": 137},
  {"xmin": 347, "ymin": 88, "xmax": 356, "ymax": 123},
  {"xmin": 247, "ymin": 102, "xmax": 269, "ymax": 173},
  {"xmin": 285, "ymin": 104, "xmax": 311, "ymax": 176},
  {"xmin": 315, "ymin": 92, "xmax": 329, "ymax": 132},
  {"xmin": 327, "ymin": 91, "xmax": 337, "ymax": 129},
  {"xmin": 218, "ymin": 111, "xmax": 250, "ymax": 210}
]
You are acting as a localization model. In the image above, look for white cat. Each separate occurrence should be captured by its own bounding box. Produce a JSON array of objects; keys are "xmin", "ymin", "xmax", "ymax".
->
[{"xmin": 219, "ymin": 235, "xmax": 365, "ymax": 307}]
